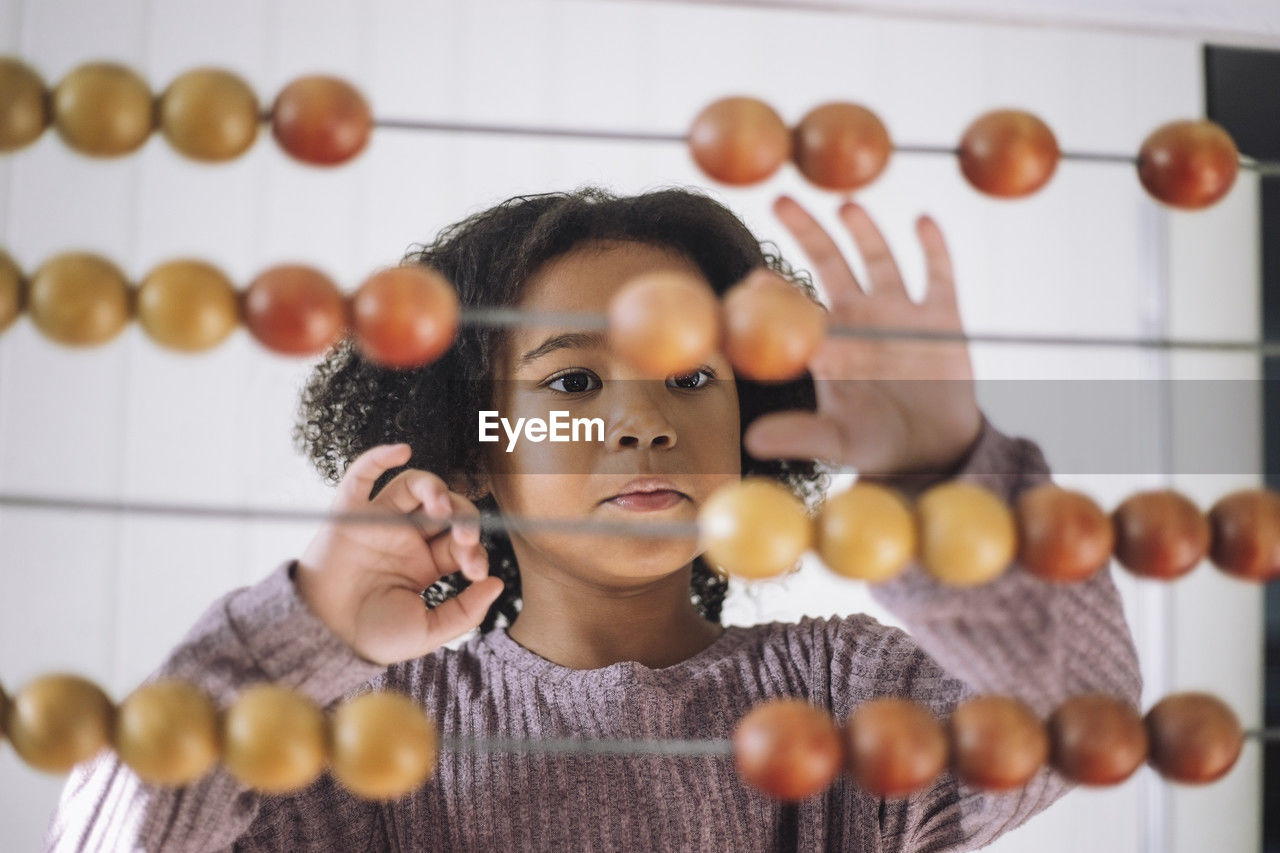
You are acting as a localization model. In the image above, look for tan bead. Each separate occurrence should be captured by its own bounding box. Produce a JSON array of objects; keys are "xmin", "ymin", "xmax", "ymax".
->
[
  {"xmin": 792, "ymin": 102, "xmax": 892, "ymax": 192},
  {"xmin": 699, "ymin": 477, "xmax": 812, "ymax": 580},
  {"xmin": 958, "ymin": 110, "xmax": 1059, "ymax": 198},
  {"xmin": 1048, "ymin": 694, "xmax": 1147, "ymax": 786},
  {"xmin": 816, "ymin": 483, "xmax": 915, "ymax": 583},
  {"xmin": 722, "ymin": 269, "xmax": 827, "ymax": 382},
  {"xmin": 159, "ymin": 68, "xmax": 259, "ymax": 162},
  {"xmin": 137, "ymin": 259, "xmax": 238, "ymax": 352},
  {"xmin": 917, "ymin": 482, "xmax": 1016, "ymax": 586},
  {"xmin": 606, "ymin": 271, "xmax": 721, "ymax": 378},
  {"xmin": 53, "ymin": 62, "xmax": 153, "ymax": 157},
  {"xmin": 1112, "ymin": 490, "xmax": 1209, "ymax": 580},
  {"xmin": 1208, "ymin": 488, "xmax": 1280, "ymax": 582},
  {"xmin": 351, "ymin": 265, "xmax": 459, "ymax": 369},
  {"xmin": 949, "ymin": 695, "xmax": 1048, "ymax": 790},
  {"xmin": 844, "ymin": 697, "xmax": 947, "ymax": 797},
  {"xmin": 115, "ymin": 680, "xmax": 219, "ymax": 786},
  {"xmin": 7, "ymin": 673, "xmax": 114, "ymax": 773},
  {"xmin": 331, "ymin": 691, "xmax": 438, "ymax": 800},
  {"xmin": 0, "ymin": 58, "xmax": 49, "ymax": 152},
  {"xmin": 28, "ymin": 252, "xmax": 131, "ymax": 346},
  {"xmin": 222, "ymin": 685, "xmax": 327, "ymax": 793},
  {"xmin": 733, "ymin": 698, "xmax": 843, "ymax": 801},
  {"xmin": 0, "ymin": 249, "xmax": 22, "ymax": 333},
  {"xmin": 1016, "ymin": 484, "xmax": 1113, "ymax": 583},
  {"xmin": 1145, "ymin": 692, "xmax": 1243, "ymax": 784},
  {"xmin": 687, "ymin": 97, "xmax": 790, "ymax": 186}
]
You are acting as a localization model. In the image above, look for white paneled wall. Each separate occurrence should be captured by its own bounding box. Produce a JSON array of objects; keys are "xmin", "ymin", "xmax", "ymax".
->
[{"xmin": 0, "ymin": 1, "xmax": 1262, "ymax": 851}]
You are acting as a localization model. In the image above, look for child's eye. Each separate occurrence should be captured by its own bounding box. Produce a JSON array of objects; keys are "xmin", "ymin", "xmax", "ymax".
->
[
  {"xmin": 546, "ymin": 370, "xmax": 601, "ymax": 394},
  {"xmin": 668, "ymin": 368, "xmax": 715, "ymax": 390}
]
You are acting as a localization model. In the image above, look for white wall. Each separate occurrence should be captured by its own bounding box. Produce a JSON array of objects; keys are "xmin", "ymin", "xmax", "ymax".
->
[{"xmin": 0, "ymin": 1, "xmax": 1264, "ymax": 850}]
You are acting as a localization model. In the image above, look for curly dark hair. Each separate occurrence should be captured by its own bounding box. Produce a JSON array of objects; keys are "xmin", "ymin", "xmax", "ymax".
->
[{"xmin": 293, "ymin": 185, "xmax": 833, "ymax": 633}]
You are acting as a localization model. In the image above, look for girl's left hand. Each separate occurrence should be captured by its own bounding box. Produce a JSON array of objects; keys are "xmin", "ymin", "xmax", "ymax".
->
[{"xmin": 743, "ymin": 195, "xmax": 982, "ymax": 477}]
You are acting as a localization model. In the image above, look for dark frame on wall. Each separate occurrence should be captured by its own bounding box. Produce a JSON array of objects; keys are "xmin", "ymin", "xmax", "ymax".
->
[{"xmin": 1203, "ymin": 42, "xmax": 1280, "ymax": 853}]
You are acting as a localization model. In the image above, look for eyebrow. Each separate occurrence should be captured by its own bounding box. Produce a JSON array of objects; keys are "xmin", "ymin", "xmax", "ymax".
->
[{"xmin": 517, "ymin": 331, "xmax": 609, "ymax": 367}]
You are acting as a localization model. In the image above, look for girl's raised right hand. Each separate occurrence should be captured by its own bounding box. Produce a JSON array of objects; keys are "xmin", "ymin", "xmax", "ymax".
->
[{"xmin": 294, "ymin": 443, "xmax": 504, "ymax": 666}]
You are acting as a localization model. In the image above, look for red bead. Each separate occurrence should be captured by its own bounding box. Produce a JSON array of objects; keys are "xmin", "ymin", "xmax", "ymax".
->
[
  {"xmin": 1048, "ymin": 694, "xmax": 1147, "ymax": 786},
  {"xmin": 733, "ymin": 698, "xmax": 844, "ymax": 800},
  {"xmin": 949, "ymin": 695, "xmax": 1048, "ymax": 790},
  {"xmin": 844, "ymin": 697, "xmax": 947, "ymax": 797},
  {"xmin": 245, "ymin": 265, "xmax": 348, "ymax": 356},
  {"xmin": 1208, "ymin": 489, "xmax": 1280, "ymax": 582},
  {"xmin": 271, "ymin": 76, "xmax": 372, "ymax": 166},
  {"xmin": 1145, "ymin": 692, "xmax": 1242, "ymax": 784},
  {"xmin": 958, "ymin": 109, "xmax": 1059, "ymax": 198},
  {"xmin": 687, "ymin": 97, "xmax": 790, "ymax": 186},
  {"xmin": 792, "ymin": 103, "xmax": 891, "ymax": 192},
  {"xmin": 1016, "ymin": 485, "xmax": 1113, "ymax": 583},
  {"xmin": 351, "ymin": 266, "xmax": 458, "ymax": 369},
  {"xmin": 1112, "ymin": 490, "xmax": 1209, "ymax": 580},
  {"xmin": 1137, "ymin": 120, "xmax": 1238, "ymax": 210}
]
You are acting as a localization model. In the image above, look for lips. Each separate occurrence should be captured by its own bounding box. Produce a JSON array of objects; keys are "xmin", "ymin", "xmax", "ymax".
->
[
  {"xmin": 606, "ymin": 490, "xmax": 685, "ymax": 512},
  {"xmin": 602, "ymin": 478, "xmax": 688, "ymax": 503}
]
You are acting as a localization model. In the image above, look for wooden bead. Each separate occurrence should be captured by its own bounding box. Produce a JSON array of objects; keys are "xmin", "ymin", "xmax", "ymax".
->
[
  {"xmin": 792, "ymin": 102, "xmax": 892, "ymax": 192},
  {"xmin": 159, "ymin": 68, "xmax": 259, "ymax": 162},
  {"xmin": 331, "ymin": 691, "xmax": 438, "ymax": 800},
  {"xmin": 115, "ymin": 680, "xmax": 219, "ymax": 786},
  {"xmin": 222, "ymin": 685, "xmax": 327, "ymax": 793},
  {"xmin": 949, "ymin": 695, "xmax": 1048, "ymax": 790},
  {"xmin": 53, "ymin": 62, "xmax": 153, "ymax": 157},
  {"xmin": 137, "ymin": 260, "xmax": 239, "ymax": 352},
  {"xmin": 28, "ymin": 252, "xmax": 131, "ymax": 346},
  {"xmin": 7, "ymin": 673, "xmax": 114, "ymax": 773},
  {"xmin": 816, "ymin": 483, "xmax": 915, "ymax": 583},
  {"xmin": 0, "ymin": 249, "xmax": 22, "ymax": 333},
  {"xmin": 722, "ymin": 269, "xmax": 827, "ymax": 382},
  {"xmin": 0, "ymin": 57, "xmax": 49, "ymax": 152},
  {"xmin": 687, "ymin": 97, "xmax": 790, "ymax": 186},
  {"xmin": 351, "ymin": 265, "xmax": 458, "ymax": 369},
  {"xmin": 917, "ymin": 482, "xmax": 1016, "ymax": 586},
  {"xmin": 733, "ymin": 698, "xmax": 843, "ymax": 800},
  {"xmin": 844, "ymin": 697, "xmax": 947, "ymax": 797},
  {"xmin": 1048, "ymin": 694, "xmax": 1147, "ymax": 786},
  {"xmin": 1112, "ymin": 490, "xmax": 1209, "ymax": 580},
  {"xmin": 1016, "ymin": 484, "xmax": 1113, "ymax": 583},
  {"xmin": 699, "ymin": 477, "xmax": 812, "ymax": 580},
  {"xmin": 606, "ymin": 271, "xmax": 720, "ymax": 378},
  {"xmin": 1145, "ymin": 692, "xmax": 1242, "ymax": 784},
  {"xmin": 1208, "ymin": 489, "xmax": 1280, "ymax": 582},
  {"xmin": 1137, "ymin": 120, "xmax": 1238, "ymax": 210},
  {"xmin": 0, "ymin": 681, "xmax": 9, "ymax": 744},
  {"xmin": 271, "ymin": 75, "xmax": 372, "ymax": 166},
  {"xmin": 958, "ymin": 110, "xmax": 1059, "ymax": 198},
  {"xmin": 245, "ymin": 264, "xmax": 348, "ymax": 356}
]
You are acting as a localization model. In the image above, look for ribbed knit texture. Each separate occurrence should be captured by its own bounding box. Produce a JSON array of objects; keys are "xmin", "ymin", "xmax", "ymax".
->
[{"xmin": 42, "ymin": 415, "xmax": 1142, "ymax": 852}]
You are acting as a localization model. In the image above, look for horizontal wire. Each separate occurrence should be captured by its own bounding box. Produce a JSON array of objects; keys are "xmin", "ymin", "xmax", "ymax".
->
[{"xmin": 440, "ymin": 735, "xmax": 734, "ymax": 757}]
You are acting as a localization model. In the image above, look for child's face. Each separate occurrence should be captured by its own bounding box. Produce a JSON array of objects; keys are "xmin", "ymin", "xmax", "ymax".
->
[{"xmin": 479, "ymin": 239, "xmax": 742, "ymax": 587}]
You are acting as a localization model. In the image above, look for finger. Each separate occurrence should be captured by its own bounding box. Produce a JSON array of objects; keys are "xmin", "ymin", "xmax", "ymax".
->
[
  {"xmin": 421, "ymin": 577, "xmax": 505, "ymax": 646},
  {"xmin": 838, "ymin": 202, "xmax": 909, "ymax": 300},
  {"xmin": 917, "ymin": 215, "xmax": 958, "ymax": 310},
  {"xmin": 441, "ymin": 490, "xmax": 483, "ymax": 548},
  {"xmin": 426, "ymin": 530, "xmax": 489, "ymax": 584},
  {"xmin": 334, "ymin": 443, "xmax": 412, "ymax": 508},
  {"xmin": 388, "ymin": 471, "xmax": 458, "ymax": 538},
  {"xmin": 773, "ymin": 194, "xmax": 866, "ymax": 311},
  {"xmin": 744, "ymin": 411, "xmax": 856, "ymax": 465}
]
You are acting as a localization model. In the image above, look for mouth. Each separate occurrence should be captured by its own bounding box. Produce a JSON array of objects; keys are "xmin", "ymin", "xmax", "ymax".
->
[{"xmin": 603, "ymin": 489, "xmax": 687, "ymax": 512}]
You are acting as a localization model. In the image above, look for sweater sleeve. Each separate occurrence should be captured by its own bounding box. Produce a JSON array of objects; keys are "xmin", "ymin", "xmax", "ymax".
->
[
  {"xmin": 853, "ymin": 413, "xmax": 1143, "ymax": 852},
  {"xmin": 42, "ymin": 559, "xmax": 390, "ymax": 853}
]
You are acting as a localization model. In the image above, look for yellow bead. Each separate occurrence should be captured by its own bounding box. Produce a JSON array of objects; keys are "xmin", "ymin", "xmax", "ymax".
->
[
  {"xmin": 222, "ymin": 685, "xmax": 327, "ymax": 794},
  {"xmin": 53, "ymin": 62, "xmax": 153, "ymax": 157},
  {"xmin": 331, "ymin": 691, "xmax": 438, "ymax": 800},
  {"xmin": 0, "ymin": 249, "xmax": 22, "ymax": 333},
  {"xmin": 137, "ymin": 259, "xmax": 239, "ymax": 352},
  {"xmin": 7, "ymin": 673, "xmax": 114, "ymax": 773},
  {"xmin": 699, "ymin": 477, "xmax": 812, "ymax": 580},
  {"xmin": 816, "ymin": 483, "xmax": 915, "ymax": 582},
  {"xmin": 115, "ymin": 680, "xmax": 219, "ymax": 786},
  {"xmin": 0, "ymin": 58, "xmax": 49, "ymax": 152},
  {"xmin": 28, "ymin": 252, "xmax": 131, "ymax": 346},
  {"xmin": 917, "ymin": 482, "xmax": 1016, "ymax": 586},
  {"xmin": 159, "ymin": 68, "xmax": 259, "ymax": 162}
]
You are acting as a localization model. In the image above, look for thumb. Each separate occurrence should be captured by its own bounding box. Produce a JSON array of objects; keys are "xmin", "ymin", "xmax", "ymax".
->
[{"xmin": 744, "ymin": 412, "xmax": 853, "ymax": 465}]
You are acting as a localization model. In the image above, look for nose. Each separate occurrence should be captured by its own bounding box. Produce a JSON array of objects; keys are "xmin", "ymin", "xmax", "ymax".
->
[{"xmin": 605, "ymin": 389, "xmax": 678, "ymax": 451}]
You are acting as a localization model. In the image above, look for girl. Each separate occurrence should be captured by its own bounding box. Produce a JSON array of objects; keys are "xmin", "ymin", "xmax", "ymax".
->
[{"xmin": 44, "ymin": 187, "xmax": 1141, "ymax": 852}]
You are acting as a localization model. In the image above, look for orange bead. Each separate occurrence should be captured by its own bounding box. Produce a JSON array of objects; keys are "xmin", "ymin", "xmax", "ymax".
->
[
  {"xmin": 949, "ymin": 695, "xmax": 1048, "ymax": 790},
  {"xmin": 792, "ymin": 103, "xmax": 892, "ymax": 192},
  {"xmin": 606, "ymin": 271, "xmax": 720, "ymax": 378},
  {"xmin": 0, "ymin": 57, "xmax": 49, "ymax": 152},
  {"xmin": 699, "ymin": 478, "xmax": 812, "ymax": 580},
  {"xmin": 844, "ymin": 697, "xmax": 947, "ymax": 797},
  {"xmin": 958, "ymin": 109, "xmax": 1059, "ymax": 198},
  {"xmin": 816, "ymin": 483, "xmax": 915, "ymax": 583},
  {"xmin": 222, "ymin": 685, "xmax": 327, "ymax": 793},
  {"xmin": 351, "ymin": 265, "xmax": 458, "ymax": 369},
  {"xmin": 1208, "ymin": 489, "xmax": 1280, "ymax": 582},
  {"xmin": 687, "ymin": 97, "xmax": 790, "ymax": 186},
  {"xmin": 245, "ymin": 264, "xmax": 348, "ymax": 356},
  {"xmin": 1048, "ymin": 694, "xmax": 1147, "ymax": 786},
  {"xmin": 271, "ymin": 75, "xmax": 372, "ymax": 166},
  {"xmin": 917, "ymin": 482, "xmax": 1016, "ymax": 586},
  {"xmin": 137, "ymin": 260, "xmax": 239, "ymax": 352},
  {"xmin": 733, "ymin": 698, "xmax": 843, "ymax": 801},
  {"xmin": 1112, "ymin": 490, "xmax": 1209, "ymax": 580},
  {"xmin": 1016, "ymin": 484, "xmax": 1113, "ymax": 583},
  {"xmin": 115, "ymin": 680, "xmax": 219, "ymax": 786},
  {"xmin": 1145, "ymin": 692, "xmax": 1242, "ymax": 784},
  {"xmin": 159, "ymin": 68, "xmax": 260, "ymax": 162},
  {"xmin": 331, "ymin": 691, "xmax": 438, "ymax": 800},
  {"xmin": 1137, "ymin": 119, "xmax": 1238, "ymax": 210},
  {"xmin": 28, "ymin": 252, "xmax": 132, "ymax": 346},
  {"xmin": 722, "ymin": 269, "xmax": 827, "ymax": 382},
  {"xmin": 0, "ymin": 249, "xmax": 22, "ymax": 333},
  {"xmin": 53, "ymin": 62, "xmax": 153, "ymax": 157},
  {"xmin": 6, "ymin": 673, "xmax": 114, "ymax": 773}
]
